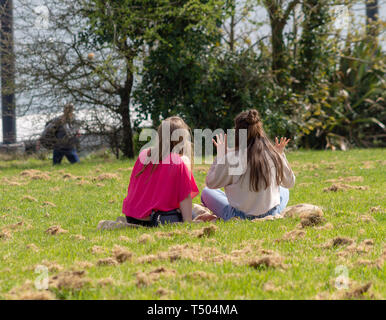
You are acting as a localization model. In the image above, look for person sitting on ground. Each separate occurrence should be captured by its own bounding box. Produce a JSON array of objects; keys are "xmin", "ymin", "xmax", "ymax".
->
[
  {"xmin": 119, "ymin": 116, "xmax": 199, "ymax": 227},
  {"xmin": 201, "ymin": 109, "xmax": 295, "ymax": 221},
  {"xmin": 40, "ymin": 103, "xmax": 81, "ymax": 165}
]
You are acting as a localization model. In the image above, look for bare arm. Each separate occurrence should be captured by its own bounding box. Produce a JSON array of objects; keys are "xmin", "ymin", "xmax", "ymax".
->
[{"xmin": 180, "ymin": 194, "xmax": 192, "ymax": 222}]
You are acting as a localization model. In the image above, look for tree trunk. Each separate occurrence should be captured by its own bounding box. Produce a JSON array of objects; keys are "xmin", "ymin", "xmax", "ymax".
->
[
  {"xmin": 366, "ymin": 0, "xmax": 379, "ymax": 38},
  {"xmin": 119, "ymin": 61, "xmax": 134, "ymax": 158},
  {"xmin": 271, "ymin": 20, "xmax": 286, "ymax": 77},
  {"xmin": 0, "ymin": 0, "xmax": 16, "ymax": 144}
]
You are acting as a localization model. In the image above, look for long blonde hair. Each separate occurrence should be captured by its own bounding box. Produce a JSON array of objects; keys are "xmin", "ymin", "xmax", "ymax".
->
[
  {"xmin": 136, "ymin": 116, "xmax": 193, "ymax": 177},
  {"xmin": 235, "ymin": 109, "xmax": 284, "ymax": 192}
]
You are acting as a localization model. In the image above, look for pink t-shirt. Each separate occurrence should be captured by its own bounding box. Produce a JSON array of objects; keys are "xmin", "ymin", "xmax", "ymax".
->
[{"xmin": 122, "ymin": 149, "xmax": 199, "ymax": 219}]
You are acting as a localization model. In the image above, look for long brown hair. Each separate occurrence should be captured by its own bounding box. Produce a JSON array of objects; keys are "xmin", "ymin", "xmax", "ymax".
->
[
  {"xmin": 234, "ymin": 109, "xmax": 284, "ymax": 192},
  {"xmin": 136, "ymin": 116, "xmax": 193, "ymax": 177}
]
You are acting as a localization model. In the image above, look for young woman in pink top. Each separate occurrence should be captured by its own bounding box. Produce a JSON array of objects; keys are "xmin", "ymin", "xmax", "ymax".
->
[{"xmin": 122, "ymin": 117, "xmax": 199, "ymax": 227}]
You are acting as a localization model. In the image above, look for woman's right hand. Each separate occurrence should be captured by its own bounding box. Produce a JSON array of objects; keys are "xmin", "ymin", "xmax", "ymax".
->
[{"xmin": 274, "ymin": 137, "xmax": 290, "ymax": 154}]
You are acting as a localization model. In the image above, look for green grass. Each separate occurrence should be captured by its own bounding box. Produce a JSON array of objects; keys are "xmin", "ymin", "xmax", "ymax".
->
[{"xmin": 0, "ymin": 149, "xmax": 385, "ymax": 300}]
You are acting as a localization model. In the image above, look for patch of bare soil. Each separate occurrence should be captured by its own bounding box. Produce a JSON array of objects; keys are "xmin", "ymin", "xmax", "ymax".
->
[
  {"xmin": 40, "ymin": 260, "xmax": 63, "ymax": 272},
  {"xmin": 94, "ymin": 173, "xmax": 119, "ymax": 181},
  {"xmin": 135, "ymin": 267, "xmax": 176, "ymax": 287},
  {"xmin": 42, "ymin": 201, "xmax": 56, "ymax": 207},
  {"xmin": 91, "ymin": 246, "xmax": 106, "ymax": 254},
  {"xmin": 26, "ymin": 243, "xmax": 39, "ymax": 252},
  {"xmin": 154, "ymin": 230, "xmax": 185, "ymax": 238},
  {"xmin": 96, "ymin": 278, "xmax": 115, "ymax": 287},
  {"xmin": 248, "ymin": 253, "xmax": 286, "ymax": 269},
  {"xmin": 321, "ymin": 237, "xmax": 354, "ymax": 248},
  {"xmin": 50, "ymin": 270, "xmax": 89, "ymax": 290},
  {"xmin": 137, "ymin": 244, "xmax": 221, "ymax": 264},
  {"xmin": 344, "ymin": 282, "xmax": 372, "ymax": 299},
  {"xmin": 20, "ymin": 170, "xmax": 50, "ymax": 181},
  {"xmin": 299, "ymin": 211, "xmax": 325, "ymax": 228},
  {"xmin": 325, "ymin": 176, "xmax": 363, "ymax": 183},
  {"xmin": 45, "ymin": 225, "xmax": 68, "ymax": 235},
  {"xmin": 281, "ymin": 204, "xmax": 323, "ymax": 218},
  {"xmin": 369, "ymin": 206, "xmax": 383, "ymax": 213},
  {"xmin": 0, "ymin": 229, "xmax": 12, "ymax": 240},
  {"xmin": 156, "ymin": 287, "xmax": 173, "ymax": 297},
  {"xmin": 315, "ymin": 223, "xmax": 334, "ymax": 230},
  {"xmin": 119, "ymin": 235, "xmax": 130, "ymax": 241},
  {"xmin": 276, "ymin": 230, "xmax": 306, "ymax": 242},
  {"xmin": 22, "ymin": 195, "xmax": 38, "ymax": 202},
  {"xmin": 112, "ymin": 245, "xmax": 133, "ymax": 263},
  {"xmin": 96, "ymin": 258, "xmax": 118, "ymax": 266},
  {"xmin": 323, "ymin": 183, "xmax": 369, "ymax": 192},
  {"xmin": 359, "ymin": 215, "xmax": 376, "ymax": 223},
  {"xmin": 263, "ymin": 281, "xmax": 279, "ymax": 292},
  {"xmin": 6, "ymin": 281, "xmax": 55, "ymax": 300},
  {"xmin": 138, "ymin": 234, "xmax": 153, "ymax": 244},
  {"xmin": 75, "ymin": 261, "xmax": 94, "ymax": 269},
  {"xmin": 72, "ymin": 234, "xmax": 86, "ymax": 240},
  {"xmin": 192, "ymin": 225, "xmax": 218, "ymax": 238}
]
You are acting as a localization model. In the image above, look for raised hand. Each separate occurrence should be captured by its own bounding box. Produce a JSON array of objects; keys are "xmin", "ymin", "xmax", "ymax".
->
[
  {"xmin": 212, "ymin": 133, "xmax": 227, "ymax": 158},
  {"xmin": 274, "ymin": 137, "xmax": 290, "ymax": 154}
]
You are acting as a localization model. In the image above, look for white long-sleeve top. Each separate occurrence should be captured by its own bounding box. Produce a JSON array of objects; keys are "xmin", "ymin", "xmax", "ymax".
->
[{"xmin": 206, "ymin": 150, "xmax": 295, "ymax": 216}]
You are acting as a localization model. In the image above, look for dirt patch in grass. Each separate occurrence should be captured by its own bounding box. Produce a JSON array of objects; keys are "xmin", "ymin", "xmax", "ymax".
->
[
  {"xmin": 96, "ymin": 258, "xmax": 118, "ymax": 266},
  {"xmin": 45, "ymin": 225, "xmax": 68, "ymax": 235},
  {"xmin": 6, "ymin": 281, "xmax": 55, "ymax": 300},
  {"xmin": 26, "ymin": 243, "xmax": 39, "ymax": 252},
  {"xmin": 156, "ymin": 287, "xmax": 173, "ymax": 297},
  {"xmin": 323, "ymin": 183, "xmax": 369, "ymax": 192},
  {"xmin": 20, "ymin": 170, "xmax": 50, "ymax": 181},
  {"xmin": 359, "ymin": 215, "xmax": 376, "ymax": 223},
  {"xmin": 299, "ymin": 211, "xmax": 325, "ymax": 228},
  {"xmin": 321, "ymin": 237, "xmax": 354, "ymax": 248},
  {"xmin": 154, "ymin": 230, "xmax": 185, "ymax": 238},
  {"xmin": 42, "ymin": 201, "xmax": 56, "ymax": 207},
  {"xmin": 192, "ymin": 225, "xmax": 218, "ymax": 238},
  {"xmin": 0, "ymin": 229, "xmax": 12, "ymax": 240},
  {"xmin": 325, "ymin": 176, "xmax": 364, "ymax": 183},
  {"xmin": 315, "ymin": 223, "xmax": 334, "ymax": 230},
  {"xmin": 248, "ymin": 253, "xmax": 286, "ymax": 269},
  {"xmin": 263, "ymin": 281, "xmax": 279, "ymax": 292},
  {"xmin": 94, "ymin": 173, "xmax": 119, "ymax": 181},
  {"xmin": 138, "ymin": 234, "xmax": 153, "ymax": 244},
  {"xmin": 96, "ymin": 277, "xmax": 115, "ymax": 287},
  {"xmin": 137, "ymin": 244, "xmax": 221, "ymax": 264},
  {"xmin": 135, "ymin": 267, "xmax": 176, "ymax": 287},
  {"xmin": 344, "ymin": 282, "xmax": 372, "ymax": 299},
  {"xmin": 369, "ymin": 206, "xmax": 383, "ymax": 213},
  {"xmin": 119, "ymin": 235, "xmax": 130, "ymax": 241},
  {"xmin": 72, "ymin": 234, "xmax": 86, "ymax": 241},
  {"xmin": 50, "ymin": 270, "xmax": 89, "ymax": 290},
  {"xmin": 91, "ymin": 246, "xmax": 106, "ymax": 254},
  {"xmin": 112, "ymin": 245, "xmax": 133, "ymax": 263},
  {"xmin": 40, "ymin": 260, "xmax": 63, "ymax": 272},
  {"xmin": 22, "ymin": 195, "xmax": 38, "ymax": 202},
  {"xmin": 276, "ymin": 230, "xmax": 306, "ymax": 242},
  {"xmin": 281, "ymin": 204, "xmax": 323, "ymax": 218},
  {"xmin": 75, "ymin": 261, "xmax": 94, "ymax": 269}
]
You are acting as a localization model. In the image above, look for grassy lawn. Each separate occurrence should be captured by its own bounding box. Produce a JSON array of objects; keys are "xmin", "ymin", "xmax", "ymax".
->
[{"xmin": 0, "ymin": 149, "xmax": 385, "ymax": 300}]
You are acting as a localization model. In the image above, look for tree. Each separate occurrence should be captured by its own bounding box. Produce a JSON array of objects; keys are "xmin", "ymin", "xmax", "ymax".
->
[
  {"xmin": 0, "ymin": 0, "xmax": 16, "ymax": 144},
  {"xmin": 14, "ymin": 0, "xmax": 222, "ymax": 157},
  {"xmin": 262, "ymin": 0, "xmax": 300, "ymax": 84}
]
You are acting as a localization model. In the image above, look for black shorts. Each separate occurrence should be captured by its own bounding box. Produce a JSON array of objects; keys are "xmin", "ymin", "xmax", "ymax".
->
[{"xmin": 126, "ymin": 209, "xmax": 183, "ymax": 227}]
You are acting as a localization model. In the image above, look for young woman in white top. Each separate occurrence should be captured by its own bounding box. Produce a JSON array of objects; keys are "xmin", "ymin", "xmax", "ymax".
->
[{"xmin": 201, "ymin": 109, "xmax": 295, "ymax": 220}]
